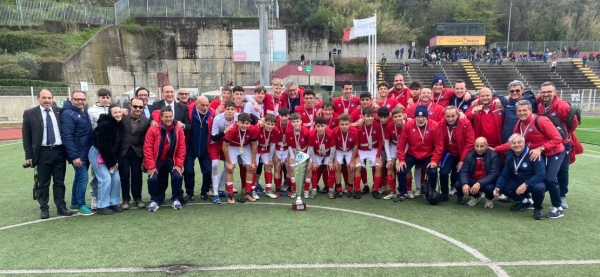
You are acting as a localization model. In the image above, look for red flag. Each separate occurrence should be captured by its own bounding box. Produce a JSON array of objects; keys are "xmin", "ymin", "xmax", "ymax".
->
[{"xmin": 342, "ymin": 27, "xmax": 355, "ymax": 42}]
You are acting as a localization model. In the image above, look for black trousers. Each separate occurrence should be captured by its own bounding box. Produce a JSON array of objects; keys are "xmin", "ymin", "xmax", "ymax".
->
[
  {"xmin": 37, "ymin": 146, "xmax": 67, "ymax": 211},
  {"xmin": 119, "ymin": 148, "xmax": 143, "ymax": 202},
  {"xmin": 183, "ymin": 152, "xmax": 211, "ymax": 197}
]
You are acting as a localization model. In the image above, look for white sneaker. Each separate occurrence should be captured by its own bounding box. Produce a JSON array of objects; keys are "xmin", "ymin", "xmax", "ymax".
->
[
  {"xmin": 383, "ymin": 193, "xmax": 397, "ymax": 200},
  {"xmin": 485, "ymin": 199, "xmax": 494, "ymax": 208},
  {"xmin": 407, "ymin": 191, "xmax": 415, "ymax": 199},
  {"xmin": 290, "ymin": 192, "xmax": 297, "ymax": 198},
  {"xmin": 172, "ymin": 200, "xmax": 182, "ymax": 210},
  {"xmin": 252, "ymin": 191, "xmax": 260, "ymax": 200},
  {"xmin": 264, "ymin": 191, "xmax": 278, "ymax": 199},
  {"xmin": 304, "ymin": 191, "xmax": 310, "ymax": 199},
  {"xmin": 414, "ymin": 189, "xmax": 422, "ymax": 197},
  {"xmin": 208, "ymin": 188, "xmax": 215, "ymax": 196},
  {"xmin": 449, "ymin": 188, "xmax": 457, "ymax": 196},
  {"xmin": 498, "ymin": 194, "xmax": 507, "ymax": 201},
  {"xmin": 467, "ymin": 196, "xmax": 482, "ymax": 206},
  {"xmin": 91, "ymin": 196, "xmax": 98, "ymax": 210}
]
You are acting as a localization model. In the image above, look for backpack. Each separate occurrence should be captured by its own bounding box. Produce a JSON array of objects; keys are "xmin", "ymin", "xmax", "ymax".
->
[
  {"xmin": 420, "ymin": 178, "xmax": 441, "ymax": 205},
  {"xmin": 565, "ymin": 102, "xmax": 581, "ymax": 132},
  {"xmin": 531, "ymin": 115, "xmax": 567, "ymax": 140}
]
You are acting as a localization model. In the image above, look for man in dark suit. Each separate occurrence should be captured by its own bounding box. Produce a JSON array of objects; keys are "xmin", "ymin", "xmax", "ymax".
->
[
  {"xmin": 152, "ymin": 84, "xmax": 191, "ymax": 131},
  {"xmin": 135, "ymin": 87, "xmax": 153, "ymax": 118},
  {"xmin": 151, "ymin": 84, "xmax": 191, "ymax": 202},
  {"xmin": 119, "ymin": 98, "xmax": 150, "ymax": 209},
  {"xmin": 22, "ymin": 89, "xmax": 72, "ymax": 219}
]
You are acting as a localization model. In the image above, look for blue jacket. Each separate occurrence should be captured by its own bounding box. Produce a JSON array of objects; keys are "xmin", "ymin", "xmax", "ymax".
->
[
  {"xmin": 188, "ymin": 107, "xmax": 211, "ymax": 157},
  {"xmin": 498, "ymin": 90, "xmax": 537, "ymax": 143},
  {"xmin": 496, "ymin": 146, "xmax": 546, "ymax": 190},
  {"xmin": 60, "ymin": 101, "xmax": 93, "ymax": 163}
]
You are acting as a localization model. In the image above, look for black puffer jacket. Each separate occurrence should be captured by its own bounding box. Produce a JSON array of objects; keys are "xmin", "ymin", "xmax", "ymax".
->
[{"xmin": 92, "ymin": 114, "xmax": 123, "ymax": 168}]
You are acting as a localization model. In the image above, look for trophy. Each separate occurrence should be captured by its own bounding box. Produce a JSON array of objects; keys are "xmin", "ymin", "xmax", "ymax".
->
[{"xmin": 291, "ymin": 151, "xmax": 310, "ymax": 211}]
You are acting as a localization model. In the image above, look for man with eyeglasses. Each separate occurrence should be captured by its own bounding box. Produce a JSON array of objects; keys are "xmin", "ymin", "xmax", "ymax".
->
[
  {"xmin": 177, "ymin": 88, "xmax": 190, "ymax": 104},
  {"xmin": 492, "ymin": 100, "xmax": 565, "ymax": 219},
  {"xmin": 535, "ymin": 82, "xmax": 583, "ymax": 209},
  {"xmin": 60, "ymin": 91, "xmax": 94, "ymax": 215},
  {"xmin": 494, "ymin": 80, "xmax": 537, "ymax": 144},
  {"xmin": 152, "ymin": 84, "xmax": 191, "ymax": 132},
  {"xmin": 119, "ymin": 98, "xmax": 150, "ymax": 209},
  {"xmin": 134, "ymin": 87, "xmax": 153, "ymax": 118}
]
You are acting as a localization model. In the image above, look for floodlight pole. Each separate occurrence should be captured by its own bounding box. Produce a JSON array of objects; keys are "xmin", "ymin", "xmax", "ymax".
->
[
  {"xmin": 257, "ymin": 0, "xmax": 270, "ymax": 86},
  {"xmin": 506, "ymin": 0, "xmax": 513, "ymax": 51}
]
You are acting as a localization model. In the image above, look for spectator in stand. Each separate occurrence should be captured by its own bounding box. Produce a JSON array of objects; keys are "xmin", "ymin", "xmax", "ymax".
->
[
  {"xmin": 422, "ymin": 58, "xmax": 428, "ymax": 67},
  {"xmin": 582, "ymin": 55, "xmax": 588, "ymax": 67},
  {"xmin": 381, "ymin": 53, "xmax": 387, "ymax": 65},
  {"xmin": 300, "ymin": 53, "xmax": 305, "ymax": 65},
  {"xmin": 395, "ymin": 49, "xmax": 400, "ymax": 60},
  {"xmin": 551, "ymin": 60, "xmax": 557, "ymax": 72},
  {"xmin": 400, "ymin": 47, "xmax": 405, "ymax": 59}
]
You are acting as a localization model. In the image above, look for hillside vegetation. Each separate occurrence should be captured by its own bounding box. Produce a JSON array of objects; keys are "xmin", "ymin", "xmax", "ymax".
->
[{"xmin": 280, "ymin": 0, "xmax": 600, "ymax": 45}]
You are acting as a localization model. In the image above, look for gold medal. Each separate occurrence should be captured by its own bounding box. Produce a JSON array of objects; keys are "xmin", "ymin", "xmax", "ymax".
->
[{"xmin": 240, "ymin": 147, "xmax": 244, "ymax": 153}]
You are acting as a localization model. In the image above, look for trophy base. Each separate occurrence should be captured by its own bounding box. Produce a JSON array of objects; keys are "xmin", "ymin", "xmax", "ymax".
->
[{"xmin": 292, "ymin": 202, "xmax": 307, "ymax": 212}]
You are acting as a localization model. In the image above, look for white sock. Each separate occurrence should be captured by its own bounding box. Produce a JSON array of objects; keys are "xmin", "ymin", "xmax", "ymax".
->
[
  {"xmin": 211, "ymin": 161, "xmax": 220, "ymax": 193},
  {"xmin": 414, "ymin": 167, "xmax": 422, "ymax": 189}
]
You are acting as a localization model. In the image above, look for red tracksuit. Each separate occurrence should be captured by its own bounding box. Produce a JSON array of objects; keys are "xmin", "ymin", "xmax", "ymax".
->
[
  {"xmin": 405, "ymin": 101, "xmax": 445, "ymax": 123},
  {"xmin": 397, "ymin": 119, "xmax": 444, "ymax": 164},
  {"xmin": 466, "ymin": 105, "xmax": 504, "ymax": 148},
  {"xmin": 494, "ymin": 113, "xmax": 565, "ymax": 156},
  {"xmin": 441, "ymin": 118, "xmax": 475, "ymax": 162}
]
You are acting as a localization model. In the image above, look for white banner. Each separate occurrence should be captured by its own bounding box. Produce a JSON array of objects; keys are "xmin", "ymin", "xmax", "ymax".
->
[{"xmin": 353, "ymin": 16, "xmax": 376, "ymax": 37}]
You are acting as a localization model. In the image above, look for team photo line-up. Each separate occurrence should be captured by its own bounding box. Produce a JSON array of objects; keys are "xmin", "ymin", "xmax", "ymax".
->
[{"xmin": 22, "ymin": 74, "xmax": 583, "ymax": 220}]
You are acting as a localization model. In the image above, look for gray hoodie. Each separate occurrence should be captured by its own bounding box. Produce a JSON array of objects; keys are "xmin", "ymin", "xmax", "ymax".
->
[{"xmin": 88, "ymin": 103, "xmax": 109, "ymax": 129}]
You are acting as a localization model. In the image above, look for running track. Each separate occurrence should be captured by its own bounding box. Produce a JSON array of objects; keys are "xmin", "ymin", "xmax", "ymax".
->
[{"xmin": 0, "ymin": 126, "xmax": 22, "ymax": 141}]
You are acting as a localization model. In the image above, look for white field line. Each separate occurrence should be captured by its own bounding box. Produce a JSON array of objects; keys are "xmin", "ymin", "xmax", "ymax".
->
[
  {"xmin": 0, "ymin": 140, "xmax": 22, "ymax": 146},
  {"xmin": 584, "ymin": 149, "xmax": 600, "ymax": 153},
  {"xmin": 2, "ymin": 260, "xmax": 600, "ymax": 275},
  {"xmin": 0, "ymin": 202, "xmax": 508, "ymax": 276},
  {"xmin": 582, "ymin": 153, "xmax": 600, "ymax": 159}
]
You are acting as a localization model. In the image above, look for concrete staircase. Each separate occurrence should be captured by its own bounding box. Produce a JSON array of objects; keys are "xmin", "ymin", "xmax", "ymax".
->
[
  {"xmin": 573, "ymin": 59, "xmax": 600, "ymax": 90},
  {"xmin": 458, "ymin": 60, "xmax": 484, "ymax": 91},
  {"xmin": 554, "ymin": 61, "xmax": 599, "ymax": 90},
  {"xmin": 474, "ymin": 63, "xmax": 529, "ymax": 93},
  {"xmin": 515, "ymin": 62, "xmax": 570, "ymax": 92}
]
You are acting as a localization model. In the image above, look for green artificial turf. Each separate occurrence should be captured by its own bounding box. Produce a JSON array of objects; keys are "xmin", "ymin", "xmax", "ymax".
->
[{"xmin": 2, "ymin": 135, "xmax": 600, "ymax": 275}]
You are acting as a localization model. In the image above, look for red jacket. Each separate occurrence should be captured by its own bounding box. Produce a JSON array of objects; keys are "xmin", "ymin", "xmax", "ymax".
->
[
  {"xmin": 389, "ymin": 87, "xmax": 410, "ymax": 108},
  {"xmin": 535, "ymin": 96, "xmax": 583, "ymax": 163},
  {"xmin": 433, "ymin": 88, "xmax": 455, "ymax": 107},
  {"xmin": 397, "ymin": 119, "xmax": 444, "ymax": 163},
  {"xmin": 494, "ymin": 114, "xmax": 565, "ymax": 156},
  {"xmin": 332, "ymin": 95, "xmax": 360, "ymax": 115},
  {"xmin": 466, "ymin": 105, "xmax": 504, "ymax": 147},
  {"xmin": 405, "ymin": 101, "xmax": 445, "ymax": 123},
  {"xmin": 143, "ymin": 123, "xmax": 186, "ymax": 170},
  {"xmin": 441, "ymin": 118, "xmax": 475, "ymax": 161}
]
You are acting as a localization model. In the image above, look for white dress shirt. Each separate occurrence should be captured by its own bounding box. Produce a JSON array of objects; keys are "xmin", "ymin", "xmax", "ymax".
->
[{"xmin": 39, "ymin": 105, "xmax": 62, "ymax": 146}]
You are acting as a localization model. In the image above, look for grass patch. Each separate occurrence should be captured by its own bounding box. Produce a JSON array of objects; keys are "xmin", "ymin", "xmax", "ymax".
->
[
  {"xmin": 575, "ymin": 116, "xmax": 600, "ymax": 145},
  {"xmin": 0, "ymin": 27, "xmax": 102, "ymax": 62}
]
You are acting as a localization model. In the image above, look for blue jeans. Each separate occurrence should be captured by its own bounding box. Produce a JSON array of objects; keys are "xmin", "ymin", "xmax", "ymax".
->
[
  {"xmin": 89, "ymin": 147, "xmax": 121, "ymax": 209},
  {"xmin": 70, "ymin": 160, "xmax": 89, "ymax": 208}
]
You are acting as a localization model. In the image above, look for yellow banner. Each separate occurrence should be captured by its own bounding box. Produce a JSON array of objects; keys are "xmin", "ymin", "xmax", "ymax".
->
[{"xmin": 435, "ymin": 36, "xmax": 486, "ymax": 46}]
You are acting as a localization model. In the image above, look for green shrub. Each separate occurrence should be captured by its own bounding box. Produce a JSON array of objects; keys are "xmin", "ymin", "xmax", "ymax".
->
[
  {"xmin": 0, "ymin": 79, "xmax": 69, "ymax": 87},
  {"xmin": 17, "ymin": 52, "xmax": 41, "ymax": 79},
  {"xmin": 337, "ymin": 60, "xmax": 367, "ymax": 75}
]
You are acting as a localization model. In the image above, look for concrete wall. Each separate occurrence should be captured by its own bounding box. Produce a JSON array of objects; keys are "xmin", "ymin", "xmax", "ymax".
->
[{"xmin": 0, "ymin": 97, "xmax": 36, "ymax": 121}]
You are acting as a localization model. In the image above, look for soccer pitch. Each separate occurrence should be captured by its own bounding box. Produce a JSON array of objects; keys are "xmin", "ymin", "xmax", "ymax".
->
[{"xmin": 1, "ymin": 119, "xmax": 600, "ymax": 276}]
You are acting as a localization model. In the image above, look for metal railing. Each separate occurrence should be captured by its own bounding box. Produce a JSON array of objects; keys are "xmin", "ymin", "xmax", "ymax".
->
[
  {"xmin": 490, "ymin": 41, "xmax": 600, "ymax": 53},
  {"xmin": 0, "ymin": 0, "xmax": 259, "ymax": 26},
  {"xmin": 0, "ymin": 0, "xmax": 115, "ymax": 26}
]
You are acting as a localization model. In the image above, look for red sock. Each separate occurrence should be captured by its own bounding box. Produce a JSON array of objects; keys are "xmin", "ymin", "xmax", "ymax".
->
[
  {"xmin": 353, "ymin": 175, "xmax": 362, "ymax": 192},
  {"xmin": 274, "ymin": 177, "xmax": 282, "ymax": 190},
  {"xmin": 285, "ymin": 177, "xmax": 292, "ymax": 189},
  {"xmin": 381, "ymin": 167, "xmax": 388, "ymax": 186},
  {"xmin": 362, "ymin": 167, "xmax": 368, "ymax": 185},
  {"xmin": 373, "ymin": 176, "xmax": 382, "ymax": 191},
  {"xmin": 245, "ymin": 180, "xmax": 253, "ymax": 194},
  {"xmin": 264, "ymin": 172, "xmax": 273, "ymax": 190},
  {"xmin": 290, "ymin": 178, "xmax": 297, "ymax": 192},
  {"xmin": 387, "ymin": 175, "xmax": 396, "ymax": 193},
  {"xmin": 311, "ymin": 170, "xmax": 320, "ymax": 190},
  {"xmin": 327, "ymin": 170, "xmax": 336, "ymax": 189},
  {"xmin": 406, "ymin": 177, "xmax": 413, "ymax": 191},
  {"xmin": 226, "ymin": 182, "xmax": 234, "ymax": 195}
]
